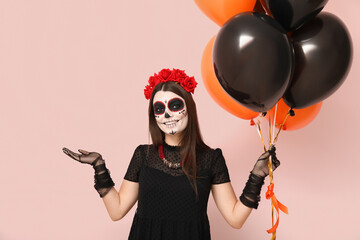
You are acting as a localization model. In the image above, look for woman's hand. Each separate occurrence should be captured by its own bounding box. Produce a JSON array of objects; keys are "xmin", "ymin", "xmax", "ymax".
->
[
  {"xmin": 251, "ymin": 145, "xmax": 280, "ymax": 178},
  {"xmin": 62, "ymin": 147, "xmax": 104, "ymax": 166},
  {"xmin": 62, "ymin": 147, "xmax": 114, "ymax": 198}
]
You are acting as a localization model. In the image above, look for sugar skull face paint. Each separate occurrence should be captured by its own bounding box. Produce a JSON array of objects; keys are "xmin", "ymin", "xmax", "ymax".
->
[{"xmin": 153, "ymin": 91, "xmax": 188, "ymax": 135}]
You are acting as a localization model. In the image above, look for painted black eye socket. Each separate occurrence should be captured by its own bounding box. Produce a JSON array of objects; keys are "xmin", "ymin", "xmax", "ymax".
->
[
  {"xmin": 153, "ymin": 102, "xmax": 165, "ymax": 115},
  {"xmin": 168, "ymin": 98, "xmax": 184, "ymax": 112}
]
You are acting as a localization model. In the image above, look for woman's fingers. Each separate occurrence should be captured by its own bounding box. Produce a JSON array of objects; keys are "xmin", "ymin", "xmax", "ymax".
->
[
  {"xmin": 78, "ymin": 149, "xmax": 90, "ymax": 155},
  {"xmin": 62, "ymin": 147, "xmax": 80, "ymax": 161},
  {"xmin": 258, "ymin": 151, "xmax": 270, "ymax": 161},
  {"xmin": 268, "ymin": 144, "xmax": 276, "ymax": 153},
  {"xmin": 271, "ymin": 155, "xmax": 280, "ymax": 169}
]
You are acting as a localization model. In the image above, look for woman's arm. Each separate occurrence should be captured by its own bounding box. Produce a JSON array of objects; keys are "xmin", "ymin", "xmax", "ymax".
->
[
  {"xmin": 211, "ymin": 182, "xmax": 251, "ymax": 229},
  {"xmin": 62, "ymin": 147, "xmax": 140, "ymax": 221},
  {"xmin": 211, "ymin": 146, "xmax": 280, "ymax": 229},
  {"xmin": 102, "ymin": 180, "xmax": 139, "ymax": 221}
]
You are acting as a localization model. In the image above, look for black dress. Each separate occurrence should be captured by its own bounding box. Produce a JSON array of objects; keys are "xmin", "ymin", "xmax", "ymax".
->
[{"xmin": 124, "ymin": 142, "xmax": 231, "ymax": 240}]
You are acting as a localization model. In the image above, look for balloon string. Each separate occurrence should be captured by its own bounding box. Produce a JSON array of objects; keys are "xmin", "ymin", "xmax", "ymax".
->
[
  {"xmin": 255, "ymin": 119, "xmax": 267, "ymax": 152},
  {"xmin": 254, "ymin": 107, "xmax": 291, "ymax": 239},
  {"xmin": 273, "ymin": 109, "xmax": 291, "ymax": 144},
  {"xmin": 268, "ymin": 156, "xmax": 276, "ymax": 240},
  {"xmin": 255, "ymin": 116, "xmax": 276, "ymax": 239},
  {"xmin": 268, "ymin": 112, "xmax": 272, "ymax": 148},
  {"xmin": 272, "ymin": 103, "xmax": 278, "ymax": 144},
  {"xmin": 268, "ymin": 106, "xmax": 291, "ymax": 239},
  {"xmin": 267, "ymin": 110, "xmax": 276, "ymax": 239}
]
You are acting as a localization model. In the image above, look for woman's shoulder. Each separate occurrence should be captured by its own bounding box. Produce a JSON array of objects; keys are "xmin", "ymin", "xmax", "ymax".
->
[
  {"xmin": 196, "ymin": 145, "xmax": 224, "ymax": 164},
  {"xmin": 130, "ymin": 144, "xmax": 157, "ymax": 161},
  {"xmin": 135, "ymin": 143, "xmax": 153, "ymax": 148},
  {"xmin": 133, "ymin": 144, "xmax": 156, "ymax": 152},
  {"xmin": 197, "ymin": 144, "xmax": 223, "ymax": 154}
]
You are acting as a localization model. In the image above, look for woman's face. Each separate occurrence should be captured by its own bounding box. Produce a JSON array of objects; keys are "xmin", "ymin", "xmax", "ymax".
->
[{"xmin": 153, "ymin": 90, "xmax": 188, "ymax": 135}]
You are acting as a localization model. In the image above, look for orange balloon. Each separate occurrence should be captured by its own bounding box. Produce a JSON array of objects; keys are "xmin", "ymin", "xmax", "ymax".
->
[
  {"xmin": 201, "ymin": 36, "xmax": 259, "ymax": 120},
  {"xmin": 267, "ymin": 99, "xmax": 323, "ymax": 131},
  {"xmin": 194, "ymin": 0, "xmax": 257, "ymax": 26}
]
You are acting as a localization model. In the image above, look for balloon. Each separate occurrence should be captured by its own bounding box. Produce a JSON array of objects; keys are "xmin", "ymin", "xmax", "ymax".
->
[
  {"xmin": 193, "ymin": 0, "xmax": 256, "ymax": 26},
  {"xmin": 267, "ymin": 99, "xmax": 322, "ymax": 131},
  {"xmin": 201, "ymin": 36, "xmax": 259, "ymax": 120},
  {"xmin": 213, "ymin": 12, "xmax": 294, "ymax": 113},
  {"xmin": 283, "ymin": 12, "xmax": 353, "ymax": 109},
  {"xmin": 262, "ymin": 0, "xmax": 328, "ymax": 31}
]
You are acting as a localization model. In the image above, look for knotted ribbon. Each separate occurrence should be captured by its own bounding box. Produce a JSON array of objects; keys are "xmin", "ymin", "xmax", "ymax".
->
[{"xmin": 265, "ymin": 183, "xmax": 289, "ymax": 233}]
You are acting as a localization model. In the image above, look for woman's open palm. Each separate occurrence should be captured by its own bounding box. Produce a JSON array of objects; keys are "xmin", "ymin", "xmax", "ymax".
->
[{"xmin": 62, "ymin": 147, "xmax": 103, "ymax": 166}]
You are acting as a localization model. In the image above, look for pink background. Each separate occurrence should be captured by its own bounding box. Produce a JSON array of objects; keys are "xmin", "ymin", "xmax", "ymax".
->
[{"xmin": 0, "ymin": 0, "xmax": 359, "ymax": 239}]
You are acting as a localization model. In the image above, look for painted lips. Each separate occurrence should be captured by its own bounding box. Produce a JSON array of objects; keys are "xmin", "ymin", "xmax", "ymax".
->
[{"xmin": 163, "ymin": 120, "xmax": 180, "ymax": 128}]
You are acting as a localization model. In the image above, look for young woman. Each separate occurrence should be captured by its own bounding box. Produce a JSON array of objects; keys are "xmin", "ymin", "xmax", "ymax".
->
[{"xmin": 62, "ymin": 68, "xmax": 279, "ymax": 240}]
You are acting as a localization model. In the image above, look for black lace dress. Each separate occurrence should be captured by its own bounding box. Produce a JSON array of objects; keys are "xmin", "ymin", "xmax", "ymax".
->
[{"xmin": 124, "ymin": 142, "xmax": 231, "ymax": 240}]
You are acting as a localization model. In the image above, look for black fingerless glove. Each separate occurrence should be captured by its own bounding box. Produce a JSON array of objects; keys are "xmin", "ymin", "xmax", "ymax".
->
[
  {"xmin": 239, "ymin": 173, "xmax": 265, "ymax": 209},
  {"xmin": 93, "ymin": 160, "xmax": 115, "ymax": 198},
  {"xmin": 240, "ymin": 146, "xmax": 280, "ymax": 209}
]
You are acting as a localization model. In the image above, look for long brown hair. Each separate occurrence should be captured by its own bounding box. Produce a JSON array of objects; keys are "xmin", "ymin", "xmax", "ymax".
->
[{"xmin": 148, "ymin": 81, "xmax": 209, "ymax": 198}]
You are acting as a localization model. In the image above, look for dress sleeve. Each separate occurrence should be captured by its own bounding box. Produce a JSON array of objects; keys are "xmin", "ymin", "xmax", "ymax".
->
[
  {"xmin": 211, "ymin": 148, "xmax": 231, "ymax": 184},
  {"xmin": 124, "ymin": 145, "xmax": 144, "ymax": 182}
]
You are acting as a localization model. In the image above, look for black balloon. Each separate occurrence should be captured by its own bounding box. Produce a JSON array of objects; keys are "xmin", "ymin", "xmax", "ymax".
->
[
  {"xmin": 283, "ymin": 12, "xmax": 353, "ymax": 109},
  {"xmin": 262, "ymin": 0, "xmax": 328, "ymax": 31},
  {"xmin": 213, "ymin": 12, "xmax": 294, "ymax": 112}
]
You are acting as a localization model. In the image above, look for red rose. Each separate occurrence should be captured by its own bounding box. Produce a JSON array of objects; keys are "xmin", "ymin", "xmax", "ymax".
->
[
  {"xmin": 148, "ymin": 75, "xmax": 157, "ymax": 87},
  {"xmin": 173, "ymin": 69, "xmax": 188, "ymax": 79},
  {"xmin": 144, "ymin": 85, "xmax": 153, "ymax": 100},
  {"xmin": 158, "ymin": 68, "xmax": 174, "ymax": 82},
  {"xmin": 180, "ymin": 76, "xmax": 197, "ymax": 94}
]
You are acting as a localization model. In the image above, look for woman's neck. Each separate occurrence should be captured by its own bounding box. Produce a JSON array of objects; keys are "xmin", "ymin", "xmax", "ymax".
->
[{"xmin": 164, "ymin": 133, "xmax": 182, "ymax": 146}]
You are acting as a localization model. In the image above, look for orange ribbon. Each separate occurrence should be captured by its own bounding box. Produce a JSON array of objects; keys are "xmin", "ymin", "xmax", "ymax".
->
[{"xmin": 265, "ymin": 183, "xmax": 289, "ymax": 234}]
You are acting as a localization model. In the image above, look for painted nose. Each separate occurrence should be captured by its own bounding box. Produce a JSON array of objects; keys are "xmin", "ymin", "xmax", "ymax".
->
[{"xmin": 165, "ymin": 112, "xmax": 170, "ymax": 118}]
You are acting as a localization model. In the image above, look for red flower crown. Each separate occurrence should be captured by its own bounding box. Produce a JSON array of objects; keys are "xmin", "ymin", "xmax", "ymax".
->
[{"xmin": 144, "ymin": 68, "xmax": 198, "ymax": 100}]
